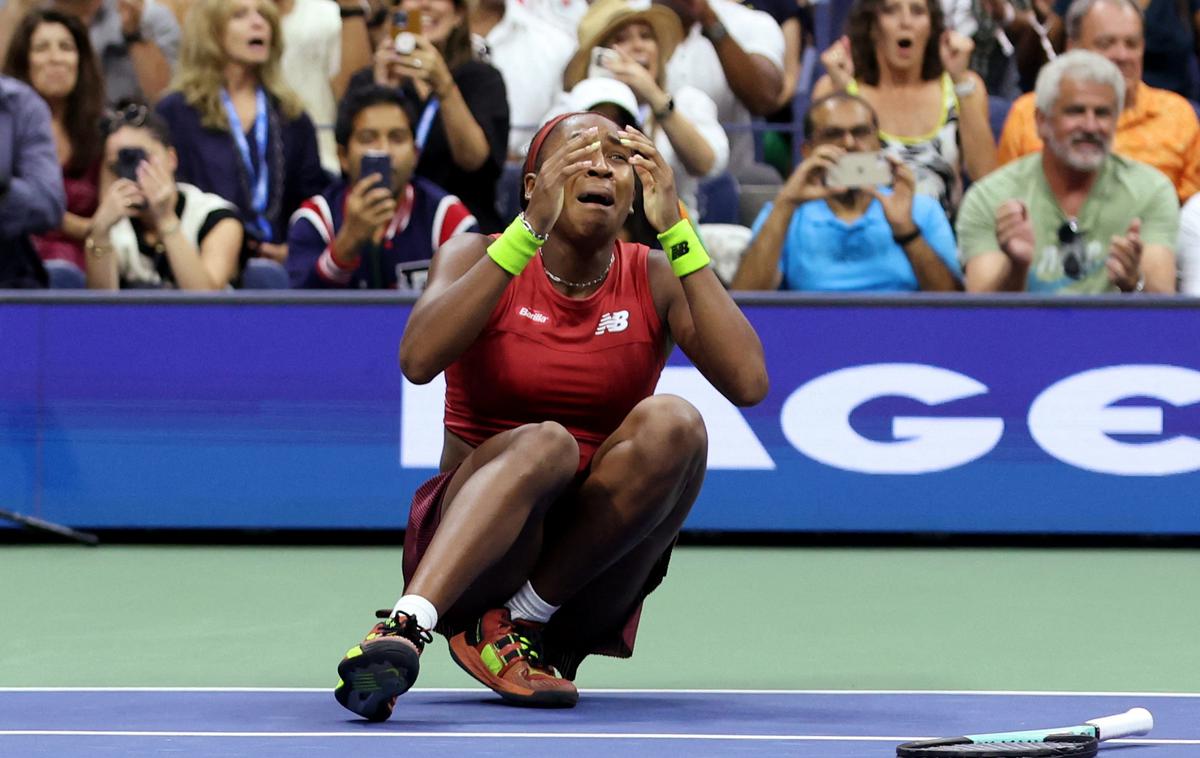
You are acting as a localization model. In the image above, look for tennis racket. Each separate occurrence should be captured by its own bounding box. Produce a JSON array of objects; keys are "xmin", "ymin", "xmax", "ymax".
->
[{"xmin": 896, "ymin": 707, "xmax": 1153, "ymax": 757}]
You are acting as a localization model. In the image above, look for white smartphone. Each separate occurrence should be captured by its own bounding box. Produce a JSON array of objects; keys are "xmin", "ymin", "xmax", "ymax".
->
[
  {"xmin": 825, "ymin": 151, "xmax": 892, "ymax": 188},
  {"xmin": 587, "ymin": 47, "xmax": 619, "ymax": 79}
]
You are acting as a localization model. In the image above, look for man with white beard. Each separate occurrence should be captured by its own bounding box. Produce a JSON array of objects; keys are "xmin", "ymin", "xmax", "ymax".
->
[{"xmin": 957, "ymin": 49, "xmax": 1178, "ymax": 294}]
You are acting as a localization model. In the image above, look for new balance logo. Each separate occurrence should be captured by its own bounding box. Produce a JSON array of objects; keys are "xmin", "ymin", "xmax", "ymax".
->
[
  {"xmin": 595, "ymin": 310, "xmax": 629, "ymax": 334},
  {"xmin": 518, "ymin": 306, "xmax": 550, "ymax": 324}
]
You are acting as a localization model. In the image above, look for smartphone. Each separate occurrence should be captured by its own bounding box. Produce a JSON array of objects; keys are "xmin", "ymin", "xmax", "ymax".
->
[
  {"xmin": 825, "ymin": 150, "xmax": 891, "ymax": 189},
  {"xmin": 360, "ymin": 151, "xmax": 392, "ymax": 192},
  {"xmin": 586, "ymin": 47, "xmax": 619, "ymax": 79},
  {"xmin": 114, "ymin": 147, "xmax": 147, "ymax": 183},
  {"xmin": 392, "ymin": 9, "xmax": 421, "ymax": 54}
]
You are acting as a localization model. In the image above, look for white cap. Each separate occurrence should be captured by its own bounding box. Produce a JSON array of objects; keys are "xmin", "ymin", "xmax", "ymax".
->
[{"xmin": 565, "ymin": 78, "xmax": 642, "ymax": 127}]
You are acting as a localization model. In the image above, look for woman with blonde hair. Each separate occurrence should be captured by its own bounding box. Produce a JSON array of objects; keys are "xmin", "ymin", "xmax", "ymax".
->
[
  {"xmin": 156, "ymin": 0, "xmax": 327, "ymax": 263},
  {"xmin": 560, "ymin": 0, "xmax": 728, "ymax": 220}
]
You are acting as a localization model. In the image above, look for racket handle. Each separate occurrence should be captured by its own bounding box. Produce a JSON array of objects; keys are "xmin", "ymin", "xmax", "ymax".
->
[{"xmin": 1087, "ymin": 707, "xmax": 1153, "ymax": 740}]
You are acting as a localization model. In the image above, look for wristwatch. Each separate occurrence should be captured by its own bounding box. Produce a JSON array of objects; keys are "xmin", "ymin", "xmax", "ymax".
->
[
  {"xmin": 653, "ymin": 95, "xmax": 675, "ymax": 121},
  {"xmin": 702, "ymin": 20, "xmax": 729, "ymax": 44},
  {"xmin": 953, "ymin": 78, "xmax": 977, "ymax": 98}
]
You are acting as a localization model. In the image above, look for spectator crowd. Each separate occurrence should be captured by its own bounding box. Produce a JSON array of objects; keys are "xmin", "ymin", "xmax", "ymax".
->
[{"xmin": 2, "ymin": 0, "xmax": 1200, "ymax": 294}]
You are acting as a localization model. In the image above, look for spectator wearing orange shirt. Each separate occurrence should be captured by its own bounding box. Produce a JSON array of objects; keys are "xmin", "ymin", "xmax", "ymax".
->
[{"xmin": 996, "ymin": 0, "xmax": 1200, "ymax": 202}]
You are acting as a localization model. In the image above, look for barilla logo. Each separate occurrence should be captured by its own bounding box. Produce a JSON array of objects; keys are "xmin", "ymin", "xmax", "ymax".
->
[{"xmin": 518, "ymin": 306, "xmax": 550, "ymax": 324}]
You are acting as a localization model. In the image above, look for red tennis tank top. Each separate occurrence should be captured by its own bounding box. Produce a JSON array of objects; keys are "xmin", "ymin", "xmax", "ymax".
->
[{"xmin": 444, "ymin": 241, "xmax": 667, "ymax": 469}]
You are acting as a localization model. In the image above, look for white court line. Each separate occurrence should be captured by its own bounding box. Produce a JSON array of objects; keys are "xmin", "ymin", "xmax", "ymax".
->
[
  {"xmin": 0, "ymin": 731, "xmax": 1196, "ymax": 745},
  {"xmin": 1, "ymin": 687, "xmax": 1198, "ymax": 697}
]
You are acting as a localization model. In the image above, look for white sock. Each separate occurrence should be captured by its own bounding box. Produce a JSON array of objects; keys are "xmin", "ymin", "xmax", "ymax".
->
[
  {"xmin": 392, "ymin": 594, "xmax": 438, "ymax": 631},
  {"xmin": 504, "ymin": 581, "xmax": 559, "ymax": 624}
]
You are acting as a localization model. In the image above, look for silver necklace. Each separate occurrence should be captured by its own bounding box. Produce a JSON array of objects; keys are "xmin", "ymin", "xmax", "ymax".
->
[{"xmin": 541, "ymin": 250, "xmax": 615, "ymax": 289}]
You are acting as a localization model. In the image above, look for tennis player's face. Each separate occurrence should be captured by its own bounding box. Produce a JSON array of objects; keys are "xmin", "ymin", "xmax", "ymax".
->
[{"xmin": 547, "ymin": 113, "xmax": 635, "ymax": 234}]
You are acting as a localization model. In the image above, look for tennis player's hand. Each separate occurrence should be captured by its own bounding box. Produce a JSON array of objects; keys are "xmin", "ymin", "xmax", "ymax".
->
[
  {"xmin": 995, "ymin": 199, "xmax": 1034, "ymax": 267},
  {"xmin": 621, "ymin": 126, "xmax": 681, "ymax": 232},
  {"xmin": 523, "ymin": 126, "xmax": 604, "ymax": 236}
]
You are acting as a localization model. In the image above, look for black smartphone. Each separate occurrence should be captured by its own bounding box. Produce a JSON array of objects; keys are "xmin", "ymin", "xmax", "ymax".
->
[
  {"xmin": 360, "ymin": 152, "xmax": 392, "ymax": 192},
  {"xmin": 114, "ymin": 147, "xmax": 147, "ymax": 182}
]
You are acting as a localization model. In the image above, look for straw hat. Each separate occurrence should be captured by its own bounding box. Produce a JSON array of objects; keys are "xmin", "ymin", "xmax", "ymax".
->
[{"xmin": 562, "ymin": 0, "xmax": 684, "ymax": 90}]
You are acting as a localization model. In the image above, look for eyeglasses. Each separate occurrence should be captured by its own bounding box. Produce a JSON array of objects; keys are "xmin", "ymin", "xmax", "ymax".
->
[
  {"xmin": 813, "ymin": 125, "xmax": 877, "ymax": 143},
  {"xmin": 100, "ymin": 103, "xmax": 150, "ymax": 135},
  {"xmin": 1058, "ymin": 218, "xmax": 1086, "ymax": 279}
]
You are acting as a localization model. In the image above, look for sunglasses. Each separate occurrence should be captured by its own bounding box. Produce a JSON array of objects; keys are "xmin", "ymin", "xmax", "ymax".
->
[
  {"xmin": 1057, "ymin": 218, "xmax": 1086, "ymax": 280},
  {"xmin": 100, "ymin": 103, "xmax": 150, "ymax": 136}
]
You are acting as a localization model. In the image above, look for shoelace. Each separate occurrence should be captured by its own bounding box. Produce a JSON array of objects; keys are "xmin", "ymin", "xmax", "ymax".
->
[
  {"xmin": 374, "ymin": 609, "xmax": 434, "ymax": 649},
  {"xmin": 505, "ymin": 621, "xmax": 557, "ymax": 676}
]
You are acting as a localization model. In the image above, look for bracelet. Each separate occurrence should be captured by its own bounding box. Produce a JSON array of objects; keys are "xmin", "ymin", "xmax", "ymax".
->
[
  {"xmin": 518, "ymin": 211, "xmax": 548, "ymax": 243},
  {"xmin": 652, "ymin": 95, "xmax": 675, "ymax": 121},
  {"xmin": 657, "ymin": 218, "xmax": 710, "ymax": 278},
  {"xmin": 85, "ymin": 235, "xmax": 112, "ymax": 260},
  {"xmin": 701, "ymin": 19, "xmax": 728, "ymax": 44},
  {"xmin": 487, "ymin": 215, "xmax": 544, "ymax": 276},
  {"xmin": 159, "ymin": 217, "xmax": 182, "ymax": 238},
  {"xmin": 893, "ymin": 227, "xmax": 921, "ymax": 246}
]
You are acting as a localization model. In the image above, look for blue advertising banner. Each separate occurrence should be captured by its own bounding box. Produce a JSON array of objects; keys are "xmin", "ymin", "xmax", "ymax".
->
[{"xmin": 2, "ymin": 293, "xmax": 1198, "ymax": 534}]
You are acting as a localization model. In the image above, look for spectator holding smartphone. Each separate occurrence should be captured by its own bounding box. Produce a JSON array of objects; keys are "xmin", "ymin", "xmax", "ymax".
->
[
  {"xmin": 2, "ymin": 9, "xmax": 105, "ymax": 272},
  {"xmin": 287, "ymin": 85, "xmax": 477, "ymax": 289},
  {"xmin": 359, "ymin": 0, "xmax": 509, "ymax": 231},
  {"xmin": 156, "ymin": 0, "xmax": 328, "ymax": 264},
  {"xmin": 731, "ymin": 92, "xmax": 961, "ymax": 291},
  {"xmin": 86, "ymin": 103, "xmax": 244, "ymax": 289}
]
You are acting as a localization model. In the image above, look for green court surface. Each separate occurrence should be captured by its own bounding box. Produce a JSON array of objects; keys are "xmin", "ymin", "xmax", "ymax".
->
[{"xmin": 2, "ymin": 545, "xmax": 1197, "ymax": 692}]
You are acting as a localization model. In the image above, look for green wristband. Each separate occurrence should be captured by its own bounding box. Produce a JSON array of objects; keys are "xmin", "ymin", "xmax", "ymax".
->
[
  {"xmin": 657, "ymin": 219, "xmax": 711, "ymax": 278},
  {"xmin": 487, "ymin": 216, "xmax": 542, "ymax": 276}
]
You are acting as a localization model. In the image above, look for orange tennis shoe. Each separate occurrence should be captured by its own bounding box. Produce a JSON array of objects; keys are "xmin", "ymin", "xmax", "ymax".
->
[
  {"xmin": 448, "ymin": 608, "xmax": 579, "ymax": 708},
  {"xmin": 334, "ymin": 610, "xmax": 432, "ymax": 721}
]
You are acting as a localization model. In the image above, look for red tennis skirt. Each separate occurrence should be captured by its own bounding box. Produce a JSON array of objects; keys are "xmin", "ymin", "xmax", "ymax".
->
[{"xmin": 401, "ymin": 468, "xmax": 675, "ymax": 680}]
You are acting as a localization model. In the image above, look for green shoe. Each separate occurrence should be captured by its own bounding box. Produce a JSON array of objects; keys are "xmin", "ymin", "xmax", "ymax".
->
[{"xmin": 334, "ymin": 610, "xmax": 432, "ymax": 721}]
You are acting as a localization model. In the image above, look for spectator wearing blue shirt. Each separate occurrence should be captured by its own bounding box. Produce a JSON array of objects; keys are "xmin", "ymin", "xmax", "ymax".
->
[
  {"xmin": 731, "ymin": 92, "xmax": 961, "ymax": 292},
  {"xmin": 0, "ymin": 75, "xmax": 65, "ymax": 287},
  {"xmin": 287, "ymin": 85, "xmax": 477, "ymax": 289}
]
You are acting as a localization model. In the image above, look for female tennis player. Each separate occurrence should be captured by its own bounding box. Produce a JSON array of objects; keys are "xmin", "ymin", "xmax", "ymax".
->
[{"xmin": 334, "ymin": 111, "xmax": 768, "ymax": 720}]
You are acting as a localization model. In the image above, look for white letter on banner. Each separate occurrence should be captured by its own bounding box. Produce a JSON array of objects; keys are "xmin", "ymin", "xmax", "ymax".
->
[
  {"xmin": 400, "ymin": 372, "xmax": 446, "ymax": 468},
  {"xmin": 655, "ymin": 366, "xmax": 775, "ymax": 470},
  {"xmin": 781, "ymin": 363, "xmax": 1004, "ymax": 474},
  {"xmin": 398, "ymin": 368, "xmax": 774, "ymax": 470},
  {"xmin": 1028, "ymin": 365, "xmax": 1200, "ymax": 475}
]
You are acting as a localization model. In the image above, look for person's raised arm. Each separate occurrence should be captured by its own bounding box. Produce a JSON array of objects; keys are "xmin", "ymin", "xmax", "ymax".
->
[
  {"xmin": 121, "ymin": 0, "xmax": 180, "ymax": 103},
  {"xmin": 399, "ymin": 127, "xmax": 601, "ymax": 382},
  {"xmin": 941, "ymin": 31, "xmax": 996, "ymax": 181},
  {"xmin": 623, "ymin": 125, "xmax": 767, "ymax": 406},
  {"xmin": 689, "ymin": 0, "xmax": 783, "ymax": 116}
]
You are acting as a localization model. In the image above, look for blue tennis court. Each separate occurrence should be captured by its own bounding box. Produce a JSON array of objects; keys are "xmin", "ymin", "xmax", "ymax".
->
[{"xmin": 1, "ymin": 688, "xmax": 1196, "ymax": 756}]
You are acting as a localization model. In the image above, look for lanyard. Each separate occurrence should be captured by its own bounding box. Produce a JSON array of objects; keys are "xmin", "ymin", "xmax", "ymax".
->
[
  {"xmin": 221, "ymin": 87, "xmax": 272, "ymax": 239},
  {"xmin": 415, "ymin": 98, "xmax": 440, "ymax": 151}
]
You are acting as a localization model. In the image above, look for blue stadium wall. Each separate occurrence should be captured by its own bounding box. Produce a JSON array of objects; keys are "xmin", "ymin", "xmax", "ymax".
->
[{"xmin": 2, "ymin": 292, "xmax": 1198, "ymax": 534}]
